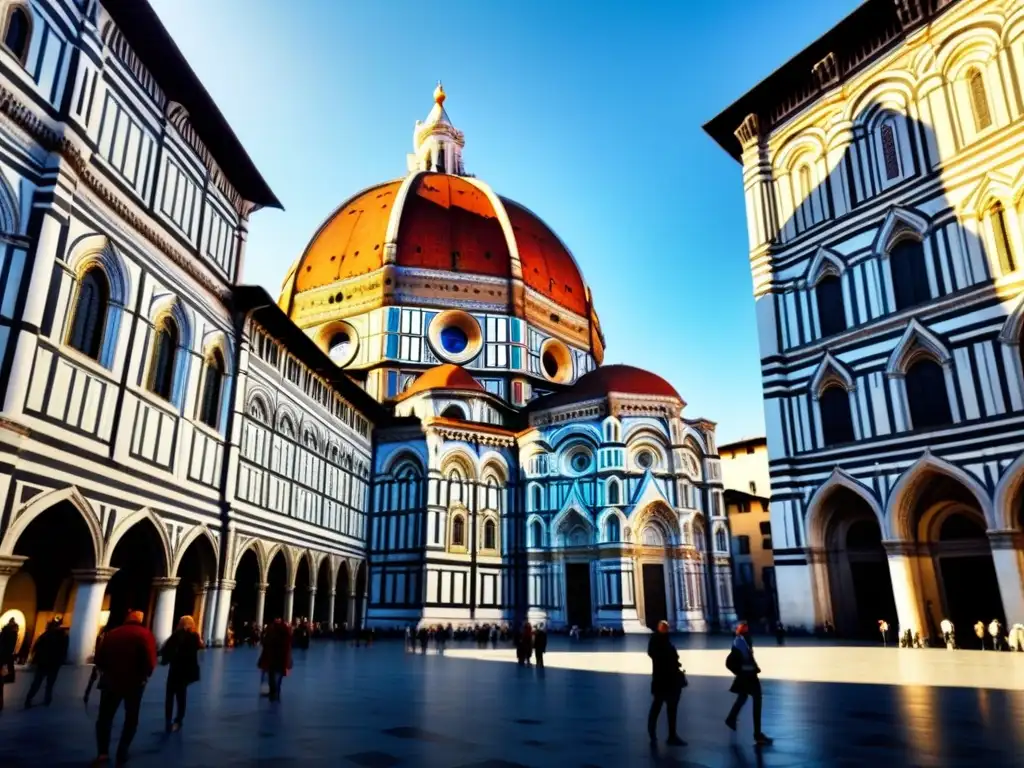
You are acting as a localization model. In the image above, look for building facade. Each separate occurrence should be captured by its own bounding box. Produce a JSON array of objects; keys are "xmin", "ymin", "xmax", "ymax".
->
[
  {"xmin": 706, "ymin": 0, "xmax": 1024, "ymax": 640},
  {"xmin": 0, "ymin": 0, "xmax": 732, "ymax": 663},
  {"xmin": 719, "ymin": 437, "xmax": 777, "ymax": 625}
]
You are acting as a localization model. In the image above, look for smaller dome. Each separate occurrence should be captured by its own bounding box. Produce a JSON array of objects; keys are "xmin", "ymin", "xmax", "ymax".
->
[
  {"xmin": 530, "ymin": 364, "xmax": 681, "ymax": 410},
  {"xmin": 398, "ymin": 364, "xmax": 484, "ymax": 400}
]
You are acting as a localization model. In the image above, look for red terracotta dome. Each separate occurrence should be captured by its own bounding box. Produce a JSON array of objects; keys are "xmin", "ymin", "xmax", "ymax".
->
[
  {"xmin": 530, "ymin": 364, "xmax": 682, "ymax": 409},
  {"xmin": 288, "ymin": 173, "xmax": 589, "ymax": 317},
  {"xmin": 397, "ymin": 364, "xmax": 484, "ymax": 401}
]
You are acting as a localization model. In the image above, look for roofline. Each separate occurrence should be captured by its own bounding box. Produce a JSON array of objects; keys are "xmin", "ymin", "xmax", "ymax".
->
[
  {"xmin": 718, "ymin": 436, "xmax": 768, "ymax": 452},
  {"xmin": 102, "ymin": 0, "xmax": 281, "ymax": 208},
  {"xmin": 702, "ymin": 0, "xmax": 962, "ymax": 162},
  {"xmin": 723, "ymin": 488, "xmax": 771, "ymax": 505}
]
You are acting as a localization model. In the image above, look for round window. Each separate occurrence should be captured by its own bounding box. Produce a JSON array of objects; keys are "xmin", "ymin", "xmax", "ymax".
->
[
  {"xmin": 542, "ymin": 349, "xmax": 560, "ymax": 378},
  {"xmin": 440, "ymin": 325, "xmax": 469, "ymax": 354},
  {"xmin": 571, "ymin": 452, "xmax": 590, "ymax": 473},
  {"xmin": 636, "ymin": 450, "xmax": 654, "ymax": 469},
  {"xmin": 328, "ymin": 331, "xmax": 351, "ymax": 363}
]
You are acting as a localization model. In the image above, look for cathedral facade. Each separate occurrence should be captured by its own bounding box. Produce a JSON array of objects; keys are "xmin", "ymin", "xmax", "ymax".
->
[
  {"xmin": 0, "ymin": 0, "xmax": 731, "ymax": 662},
  {"xmin": 706, "ymin": 0, "xmax": 1024, "ymax": 641}
]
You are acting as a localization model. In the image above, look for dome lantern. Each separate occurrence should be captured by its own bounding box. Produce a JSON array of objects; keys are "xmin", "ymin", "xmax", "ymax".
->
[{"xmin": 408, "ymin": 81, "xmax": 465, "ymax": 175}]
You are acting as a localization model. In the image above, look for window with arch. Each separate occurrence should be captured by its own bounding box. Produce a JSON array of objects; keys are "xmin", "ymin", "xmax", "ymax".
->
[
  {"xmin": 714, "ymin": 527, "xmax": 727, "ymax": 552},
  {"xmin": 451, "ymin": 514, "xmax": 466, "ymax": 547},
  {"xmin": 607, "ymin": 478, "xmax": 621, "ymax": 505},
  {"xmin": 68, "ymin": 267, "xmax": 109, "ymax": 360},
  {"xmin": 889, "ymin": 239, "xmax": 930, "ymax": 310},
  {"xmin": 604, "ymin": 419, "xmax": 620, "ymax": 442},
  {"xmin": 531, "ymin": 484, "xmax": 543, "ymax": 511},
  {"xmin": 440, "ymin": 404, "xmax": 465, "ymax": 420},
  {"xmin": 906, "ymin": 357, "xmax": 951, "ymax": 429},
  {"xmin": 448, "ymin": 469, "xmax": 463, "ymax": 503},
  {"xmin": 880, "ymin": 122, "xmax": 900, "ymax": 180},
  {"xmin": 988, "ymin": 202, "xmax": 1015, "ymax": 275},
  {"xmin": 483, "ymin": 518, "xmax": 497, "ymax": 550},
  {"xmin": 198, "ymin": 349, "xmax": 225, "ymax": 428},
  {"xmin": 968, "ymin": 68, "xmax": 992, "ymax": 132},
  {"xmin": 797, "ymin": 164, "xmax": 812, "ymax": 201},
  {"xmin": 2, "ymin": 5, "xmax": 30, "ymax": 63},
  {"xmin": 819, "ymin": 384, "xmax": 855, "ymax": 446},
  {"xmin": 530, "ymin": 519, "xmax": 544, "ymax": 548},
  {"xmin": 605, "ymin": 515, "xmax": 620, "ymax": 543},
  {"xmin": 147, "ymin": 317, "xmax": 179, "ymax": 400},
  {"xmin": 815, "ymin": 274, "xmax": 845, "ymax": 337}
]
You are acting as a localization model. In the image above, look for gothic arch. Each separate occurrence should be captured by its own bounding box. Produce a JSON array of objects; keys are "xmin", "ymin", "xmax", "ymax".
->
[
  {"xmin": 0, "ymin": 485, "xmax": 103, "ymax": 564},
  {"xmin": 0, "ymin": 167, "xmax": 19, "ymax": 234},
  {"xmin": 885, "ymin": 319, "xmax": 952, "ymax": 374},
  {"xmin": 959, "ymin": 171, "xmax": 1015, "ymax": 217},
  {"xmin": 873, "ymin": 206, "xmax": 929, "ymax": 257},
  {"xmin": 809, "ymin": 353, "xmax": 856, "ymax": 398},
  {"xmin": 232, "ymin": 537, "xmax": 268, "ymax": 580},
  {"xmin": 631, "ymin": 501, "xmax": 681, "ymax": 545},
  {"xmin": 885, "ymin": 452, "xmax": 995, "ymax": 540},
  {"xmin": 265, "ymin": 543, "xmax": 296, "ymax": 586},
  {"xmin": 171, "ymin": 524, "xmax": 219, "ymax": 577},
  {"xmin": 66, "ymin": 233, "xmax": 131, "ymax": 307},
  {"xmin": 804, "ymin": 246, "xmax": 846, "ymax": 285},
  {"xmin": 550, "ymin": 505, "xmax": 595, "ymax": 539},
  {"xmin": 805, "ymin": 468, "xmax": 885, "ymax": 551},
  {"xmin": 596, "ymin": 507, "xmax": 627, "ymax": 543},
  {"xmin": 990, "ymin": 452, "xmax": 1024, "ymax": 531},
  {"xmin": 101, "ymin": 508, "xmax": 172, "ymax": 576}
]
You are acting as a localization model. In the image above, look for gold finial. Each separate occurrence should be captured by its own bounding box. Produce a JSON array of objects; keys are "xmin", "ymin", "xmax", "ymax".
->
[{"xmin": 433, "ymin": 80, "xmax": 446, "ymax": 105}]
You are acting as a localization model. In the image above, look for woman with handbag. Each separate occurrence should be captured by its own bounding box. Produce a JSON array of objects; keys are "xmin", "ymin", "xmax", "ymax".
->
[
  {"xmin": 647, "ymin": 620, "xmax": 687, "ymax": 746},
  {"xmin": 161, "ymin": 615, "xmax": 203, "ymax": 731},
  {"xmin": 725, "ymin": 622, "xmax": 773, "ymax": 746}
]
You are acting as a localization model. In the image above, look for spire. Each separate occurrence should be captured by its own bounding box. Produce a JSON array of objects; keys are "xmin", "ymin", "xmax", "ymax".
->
[{"xmin": 408, "ymin": 81, "xmax": 466, "ymax": 175}]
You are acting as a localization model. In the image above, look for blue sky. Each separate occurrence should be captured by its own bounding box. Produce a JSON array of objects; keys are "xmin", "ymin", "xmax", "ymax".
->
[{"xmin": 149, "ymin": 0, "xmax": 861, "ymax": 443}]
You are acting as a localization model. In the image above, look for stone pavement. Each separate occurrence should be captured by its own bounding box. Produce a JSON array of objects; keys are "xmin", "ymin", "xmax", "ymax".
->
[{"xmin": 0, "ymin": 636, "xmax": 1021, "ymax": 767}]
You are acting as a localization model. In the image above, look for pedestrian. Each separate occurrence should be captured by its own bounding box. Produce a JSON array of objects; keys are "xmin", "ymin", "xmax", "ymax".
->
[
  {"xmin": 0, "ymin": 617, "xmax": 18, "ymax": 713},
  {"xmin": 83, "ymin": 629, "xmax": 108, "ymax": 706},
  {"xmin": 989, "ymin": 619, "xmax": 1003, "ymax": 651},
  {"xmin": 774, "ymin": 621, "xmax": 785, "ymax": 646},
  {"xmin": 940, "ymin": 618, "xmax": 955, "ymax": 650},
  {"xmin": 534, "ymin": 623, "xmax": 547, "ymax": 668},
  {"xmin": 160, "ymin": 615, "xmax": 203, "ymax": 732},
  {"xmin": 417, "ymin": 626, "xmax": 429, "ymax": 654},
  {"xmin": 974, "ymin": 620, "xmax": 986, "ymax": 650},
  {"xmin": 93, "ymin": 609, "xmax": 158, "ymax": 766},
  {"xmin": 435, "ymin": 625, "xmax": 446, "ymax": 655},
  {"xmin": 725, "ymin": 622, "xmax": 773, "ymax": 746},
  {"xmin": 258, "ymin": 618, "xmax": 293, "ymax": 702},
  {"xmin": 647, "ymin": 620, "xmax": 686, "ymax": 746},
  {"xmin": 25, "ymin": 617, "xmax": 68, "ymax": 708},
  {"xmin": 517, "ymin": 622, "xmax": 533, "ymax": 665}
]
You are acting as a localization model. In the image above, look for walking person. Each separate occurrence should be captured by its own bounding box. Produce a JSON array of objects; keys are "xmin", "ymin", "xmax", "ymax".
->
[
  {"xmin": 92, "ymin": 610, "xmax": 158, "ymax": 766},
  {"xmin": 25, "ymin": 617, "xmax": 68, "ymax": 708},
  {"xmin": 517, "ymin": 622, "xmax": 533, "ymax": 666},
  {"xmin": 0, "ymin": 616, "xmax": 18, "ymax": 713},
  {"xmin": 258, "ymin": 618, "xmax": 293, "ymax": 702},
  {"xmin": 534, "ymin": 623, "xmax": 547, "ymax": 668},
  {"xmin": 83, "ymin": 629, "xmax": 108, "ymax": 707},
  {"xmin": 647, "ymin": 620, "xmax": 686, "ymax": 746},
  {"xmin": 725, "ymin": 622, "xmax": 773, "ymax": 746},
  {"xmin": 160, "ymin": 616, "xmax": 203, "ymax": 732}
]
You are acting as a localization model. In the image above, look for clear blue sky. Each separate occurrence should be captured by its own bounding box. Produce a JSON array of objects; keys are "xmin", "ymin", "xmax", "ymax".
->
[{"xmin": 149, "ymin": 0, "xmax": 860, "ymax": 444}]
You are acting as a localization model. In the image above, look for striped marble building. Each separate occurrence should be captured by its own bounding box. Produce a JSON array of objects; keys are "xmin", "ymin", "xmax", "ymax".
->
[{"xmin": 706, "ymin": 0, "xmax": 1024, "ymax": 640}]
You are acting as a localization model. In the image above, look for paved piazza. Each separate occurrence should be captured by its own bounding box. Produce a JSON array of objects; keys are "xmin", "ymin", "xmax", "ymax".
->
[{"xmin": 0, "ymin": 637, "xmax": 1022, "ymax": 767}]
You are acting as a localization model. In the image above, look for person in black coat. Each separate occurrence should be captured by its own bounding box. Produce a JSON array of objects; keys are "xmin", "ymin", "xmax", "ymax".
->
[
  {"xmin": 25, "ymin": 618, "xmax": 68, "ymax": 708},
  {"xmin": 725, "ymin": 622, "xmax": 773, "ymax": 746},
  {"xmin": 161, "ymin": 615, "xmax": 203, "ymax": 731},
  {"xmin": 0, "ymin": 617, "xmax": 18, "ymax": 713},
  {"xmin": 533, "ymin": 624, "xmax": 548, "ymax": 668},
  {"xmin": 647, "ymin": 620, "xmax": 686, "ymax": 746}
]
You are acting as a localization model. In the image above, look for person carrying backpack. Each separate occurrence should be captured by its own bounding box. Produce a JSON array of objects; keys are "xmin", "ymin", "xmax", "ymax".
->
[{"xmin": 725, "ymin": 622, "xmax": 773, "ymax": 746}]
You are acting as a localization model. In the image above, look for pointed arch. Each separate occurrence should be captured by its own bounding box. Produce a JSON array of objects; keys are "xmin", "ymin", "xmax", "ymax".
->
[
  {"xmin": 232, "ymin": 537, "xmax": 268, "ymax": 581},
  {"xmin": 550, "ymin": 504, "xmax": 595, "ymax": 538},
  {"xmin": 171, "ymin": 524, "xmax": 219, "ymax": 577},
  {"xmin": 631, "ymin": 501, "xmax": 681, "ymax": 546},
  {"xmin": 265, "ymin": 543, "xmax": 296, "ymax": 586},
  {"xmin": 805, "ymin": 468, "xmax": 885, "ymax": 550},
  {"xmin": 102, "ymin": 507, "xmax": 172, "ymax": 576},
  {"xmin": 886, "ymin": 320, "xmax": 951, "ymax": 374},
  {"xmin": 809, "ymin": 353, "xmax": 856, "ymax": 398},
  {"xmin": 526, "ymin": 514, "xmax": 547, "ymax": 548},
  {"xmin": 885, "ymin": 452, "xmax": 995, "ymax": 539},
  {"xmin": 959, "ymin": 171, "xmax": 1015, "ymax": 217},
  {"xmin": 0, "ymin": 485, "xmax": 104, "ymax": 564},
  {"xmin": 596, "ymin": 507, "xmax": 626, "ymax": 543},
  {"xmin": 873, "ymin": 206, "xmax": 929, "ymax": 257},
  {"xmin": 805, "ymin": 246, "xmax": 846, "ymax": 285},
  {"xmin": 0, "ymin": 165, "xmax": 19, "ymax": 235},
  {"xmin": 993, "ymin": 452, "xmax": 1024, "ymax": 532}
]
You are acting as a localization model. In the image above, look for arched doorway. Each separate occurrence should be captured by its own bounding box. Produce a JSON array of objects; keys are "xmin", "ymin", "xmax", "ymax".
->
[
  {"xmin": 233, "ymin": 548, "xmax": 261, "ymax": 626},
  {"xmin": 898, "ymin": 468, "xmax": 1002, "ymax": 642},
  {"xmin": 334, "ymin": 562, "xmax": 349, "ymax": 628},
  {"xmin": 173, "ymin": 532, "xmax": 217, "ymax": 628},
  {"xmin": 105, "ymin": 518, "xmax": 168, "ymax": 629},
  {"xmin": 314, "ymin": 558, "xmax": 331, "ymax": 623},
  {"xmin": 818, "ymin": 487, "xmax": 896, "ymax": 638},
  {"xmin": 3, "ymin": 501, "xmax": 97, "ymax": 657},
  {"xmin": 634, "ymin": 507, "xmax": 677, "ymax": 631},
  {"xmin": 294, "ymin": 555, "xmax": 311, "ymax": 621},
  {"xmin": 354, "ymin": 560, "xmax": 367, "ymax": 630},
  {"xmin": 265, "ymin": 551, "xmax": 288, "ymax": 622}
]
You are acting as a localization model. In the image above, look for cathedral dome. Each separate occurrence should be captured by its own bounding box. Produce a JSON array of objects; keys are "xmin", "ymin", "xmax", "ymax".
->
[
  {"xmin": 529, "ymin": 364, "xmax": 683, "ymax": 410},
  {"xmin": 398, "ymin": 363, "xmax": 484, "ymax": 400}
]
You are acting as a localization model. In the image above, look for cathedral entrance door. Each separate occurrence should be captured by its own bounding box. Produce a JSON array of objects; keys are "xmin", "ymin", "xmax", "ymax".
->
[
  {"xmin": 642, "ymin": 564, "xmax": 668, "ymax": 629},
  {"xmin": 565, "ymin": 563, "xmax": 592, "ymax": 629}
]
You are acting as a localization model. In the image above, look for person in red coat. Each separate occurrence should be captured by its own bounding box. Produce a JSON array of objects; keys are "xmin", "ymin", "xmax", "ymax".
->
[
  {"xmin": 258, "ymin": 619, "xmax": 293, "ymax": 702},
  {"xmin": 93, "ymin": 609, "xmax": 157, "ymax": 766}
]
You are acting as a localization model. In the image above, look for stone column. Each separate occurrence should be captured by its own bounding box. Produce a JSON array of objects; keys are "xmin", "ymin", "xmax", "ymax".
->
[
  {"xmin": 0, "ymin": 555, "xmax": 28, "ymax": 608},
  {"xmin": 202, "ymin": 584, "xmax": 219, "ymax": 642},
  {"xmin": 347, "ymin": 589, "xmax": 357, "ymax": 628},
  {"xmin": 989, "ymin": 531, "xmax": 1024, "ymax": 626},
  {"xmin": 255, "ymin": 582, "xmax": 268, "ymax": 628},
  {"xmin": 307, "ymin": 587, "xmax": 317, "ymax": 622},
  {"xmin": 150, "ymin": 577, "xmax": 181, "ymax": 648},
  {"xmin": 283, "ymin": 586, "xmax": 295, "ymax": 623},
  {"xmin": 192, "ymin": 585, "xmax": 208, "ymax": 634},
  {"xmin": 326, "ymin": 590, "xmax": 336, "ymax": 628},
  {"xmin": 884, "ymin": 541, "xmax": 922, "ymax": 640},
  {"xmin": 212, "ymin": 579, "xmax": 235, "ymax": 646},
  {"xmin": 68, "ymin": 567, "xmax": 117, "ymax": 664}
]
